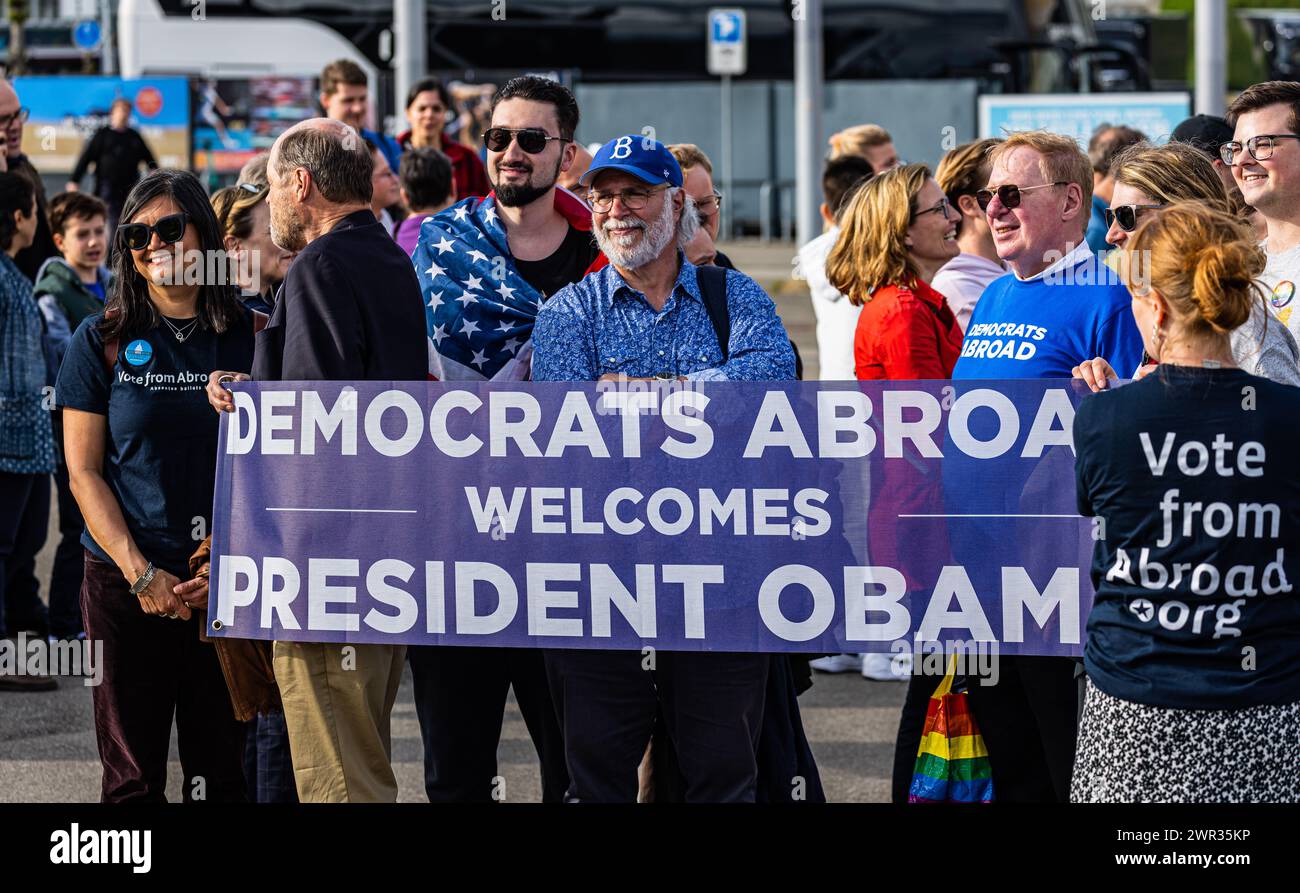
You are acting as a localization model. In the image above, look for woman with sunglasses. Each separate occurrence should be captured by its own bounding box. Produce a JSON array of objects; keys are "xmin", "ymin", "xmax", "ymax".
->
[
  {"xmin": 55, "ymin": 170, "xmax": 253, "ymax": 802},
  {"xmin": 826, "ymin": 164, "xmax": 965, "ymax": 798},
  {"xmin": 1073, "ymin": 141, "xmax": 1300, "ymax": 388},
  {"xmin": 1071, "ymin": 202, "xmax": 1300, "ymax": 802}
]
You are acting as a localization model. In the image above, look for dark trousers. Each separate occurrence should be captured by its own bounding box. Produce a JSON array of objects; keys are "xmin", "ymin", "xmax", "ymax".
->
[
  {"xmin": 0, "ymin": 471, "xmax": 50, "ymax": 638},
  {"xmin": 81, "ymin": 551, "xmax": 247, "ymax": 803},
  {"xmin": 242, "ymin": 711, "xmax": 298, "ymax": 803},
  {"xmin": 655, "ymin": 655, "xmax": 825, "ymax": 803},
  {"xmin": 48, "ymin": 456, "xmax": 85, "ymax": 638},
  {"xmin": 546, "ymin": 649, "xmax": 769, "ymax": 803},
  {"xmin": 964, "ymin": 655, "xmax": 1079, "ymax": 803},
  {"xmin": 407, "ymin": 645, "xmax": 568, "ymax": 803}
]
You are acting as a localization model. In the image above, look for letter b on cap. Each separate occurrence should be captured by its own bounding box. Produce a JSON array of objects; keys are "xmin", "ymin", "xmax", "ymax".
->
[{"xmin": 611, "ymin": 136, "xmax": 634, "ymax": 160}]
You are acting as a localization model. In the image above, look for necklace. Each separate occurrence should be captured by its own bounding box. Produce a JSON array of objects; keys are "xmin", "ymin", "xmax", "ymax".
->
[{"xmin": 161, "ymin": 316, "xmax": 200, "ymax": 343}]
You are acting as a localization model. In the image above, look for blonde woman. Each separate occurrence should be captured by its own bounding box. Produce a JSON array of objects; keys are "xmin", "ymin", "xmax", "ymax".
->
[
  {"xmin": 826, "ymin": 165, "xmax": 963, "ymax": 789},
  {"xmin": 1072, "ymin": 141, "xmax": 1300, "ymax": 387},
  {"xmin": 826, "ymin": 163, "xmax": 962, "ymax": 381},
  {"xmin": 1072, "ymin": 202, "xmax": 1300, "ymax": 802}
]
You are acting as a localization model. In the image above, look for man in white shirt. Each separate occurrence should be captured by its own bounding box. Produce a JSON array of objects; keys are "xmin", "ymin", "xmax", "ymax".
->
[
  {"xmin": 1226, "ymin": 81, "xmax": 1300, "ymax": 339},
  {"xmin": 796, "ymin": 155, "xmax": 875, "ymax": 382},
  {"xmin": 931, "ymin": 138, "xmax": 1007, "ymax": 331}
]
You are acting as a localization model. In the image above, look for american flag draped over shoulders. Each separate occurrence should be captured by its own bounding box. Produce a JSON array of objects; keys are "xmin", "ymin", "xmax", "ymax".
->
[{"xmin": 414, "ymin": 187, "xmax": 605, "ymax": 380}]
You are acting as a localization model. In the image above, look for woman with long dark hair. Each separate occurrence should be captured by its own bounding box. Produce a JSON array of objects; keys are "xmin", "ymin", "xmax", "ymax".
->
[
  {"xmin": 55, "ymin": 170, "xmax": 253, "ymax": 802},
  {"xmin": 0, "ymin": 172, "xmax": 58, "ymax": 688}
]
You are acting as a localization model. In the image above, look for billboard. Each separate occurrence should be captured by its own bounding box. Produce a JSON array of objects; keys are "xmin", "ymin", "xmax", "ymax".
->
[
  {"xmin": 978, "ymin": 92, "xmax": 1193, "ymax": 147},
  {"xmin": 191, "ymin": 77, "xmax": 317, "ymax": 175},
  {"xmin": 16, "ymin": 76, "xmax": 190, "ymax": 175}
]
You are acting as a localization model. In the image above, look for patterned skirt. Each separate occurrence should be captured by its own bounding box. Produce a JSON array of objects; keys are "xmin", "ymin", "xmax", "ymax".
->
[{"xmin": 1071, "ymin": 680, "xmax": 1300, "ymax": 803}]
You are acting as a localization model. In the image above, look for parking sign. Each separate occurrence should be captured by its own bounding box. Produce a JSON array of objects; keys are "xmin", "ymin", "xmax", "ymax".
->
[{"xmin": 708, "ymin": 8, "xmax": 747, "ymax": 76}]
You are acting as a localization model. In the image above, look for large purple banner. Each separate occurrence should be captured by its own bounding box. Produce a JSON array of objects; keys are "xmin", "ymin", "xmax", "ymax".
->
[{"xmin": 208, "ymin": 380, "xmax": 1098, "ymax": 656}]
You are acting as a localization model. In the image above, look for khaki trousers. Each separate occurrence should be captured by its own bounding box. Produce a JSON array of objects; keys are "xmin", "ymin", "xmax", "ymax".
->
[{"xmin": 273, "ymin": 641, "xmax": 406, "ymax": 802}]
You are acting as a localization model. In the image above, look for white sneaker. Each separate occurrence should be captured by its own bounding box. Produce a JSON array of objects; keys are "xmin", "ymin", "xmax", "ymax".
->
[
  {"xmin": 810, "ymin": 653, "xmax": 865, "ymax": 674},
  {"xmin": 862, "ymin": 652, "xmax": 911, "ymax": 681}
]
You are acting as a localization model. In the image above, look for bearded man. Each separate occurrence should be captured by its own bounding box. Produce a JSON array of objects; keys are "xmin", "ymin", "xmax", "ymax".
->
[{"xmin": 530, "ymin": 135, "xmax": 796, "ymax": 803}]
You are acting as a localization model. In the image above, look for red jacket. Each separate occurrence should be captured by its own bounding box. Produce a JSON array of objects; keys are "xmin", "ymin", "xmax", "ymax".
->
[
  {"xmin": 853, "ymin": 279, "xmax": 963, "ymax": 380},
  {"xmin": 398, "ymin": 132, "xmax": 493, "ymax": 200},
  {"xmin": 855, "ymin": 278, "xmax": 962, "ymax": 590}
]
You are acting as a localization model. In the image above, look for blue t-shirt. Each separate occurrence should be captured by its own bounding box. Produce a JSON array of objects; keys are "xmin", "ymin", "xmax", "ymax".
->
[
  {"xmin": 85, "ymin": 278, "xmax": 106, "ymax": 304},
  {"xmin": 953, "ymin": 254, "xmax": 1143, "ymax": 380},
  {"xmin": 1074, "ymin": 366, "xmax": 1300, "ymax": 709},
  {"xmin": 55, "ymin": 312, "xmax": 256, "ymax": 575}
]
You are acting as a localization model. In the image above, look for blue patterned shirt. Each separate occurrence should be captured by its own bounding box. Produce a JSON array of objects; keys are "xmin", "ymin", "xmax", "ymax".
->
[
  {"xmin": 0, "ymin": 252, "xmax": 54, "ymax": 475},
  {"xmin": 532, "ymin": 254, "xmax": 795, "ymax": 382}
]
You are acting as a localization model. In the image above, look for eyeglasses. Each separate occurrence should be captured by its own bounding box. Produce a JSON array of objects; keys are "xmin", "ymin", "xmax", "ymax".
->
[
  {"xmin": 1220, "ymin": 134, "xmax": 1300, "ymax": 165},
  {"xmin": 975, "ymin": 181, "xmax": 1070, "ymax": 211},
  {"xmin": 588, "ymin": 186, "xmax": 667, "ymax": 213},
  {"xmin": 0, "ymin": 107, "xmax": 29, "ymax": 128},
  {"xmin": 236, "ymin": 182, "xmax": 262, "ymax": 194},
  {"xmin": 118, "ymin": 212, "xmax": 189, "ymax": 251},
  {"xmin": 913, "ymin": 197, "xmax": 952, "ymax": 221},
  {"xmin": 483, "ymin": 126, "xmax": 568, "ymax": 154},
  {"xmin": 696, "ymin": 191, "xmax": 723, "ymax": 215},
  {"xmin": 1104, "ymin": 203, "xmax": 1164, "ymax": 233}
]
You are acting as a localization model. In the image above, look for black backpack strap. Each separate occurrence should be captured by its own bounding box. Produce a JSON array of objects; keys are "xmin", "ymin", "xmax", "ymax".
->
[{"xmin": 696, "ymin": 263, "xmax": 730, "ymax": 362}]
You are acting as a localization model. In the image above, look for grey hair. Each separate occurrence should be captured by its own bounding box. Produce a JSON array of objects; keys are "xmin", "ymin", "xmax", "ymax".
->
[
  {"xmin": 271, "ymin": 119, "xmax": 373, "ymax": 205},
  {"xmin": 673, "ymin": 188, "xmax": 700, "ymax": 248}
]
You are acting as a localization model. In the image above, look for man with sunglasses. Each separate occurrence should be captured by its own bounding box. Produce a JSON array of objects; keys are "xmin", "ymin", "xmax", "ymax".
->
[
  {"xmin": 409, "ymin": 76, "xmax": 598, "ymax": 804},
  {"xmin": 1226, "ymin": 81, "xmax": 1300, "ymax": 344},
  {"xmin": 949, "ymin": 130, "xmax": 1142, "ymax": 805},
  {"xmin": 0, "ymin": 80, "xmax": 58, "ymax": 282}
]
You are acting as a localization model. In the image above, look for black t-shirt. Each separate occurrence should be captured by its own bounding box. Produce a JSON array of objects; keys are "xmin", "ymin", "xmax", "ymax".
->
[
  {"xmin": 513, "ymin": 224, "xmax": 600, "ymax": 299},
  {"xmin": 1074, "ymin": 365, "xmax": 1300, "ymax": 709},
  {"xmin": 55, "ymin": 311, "xmax": 256, "ymax": 576}
]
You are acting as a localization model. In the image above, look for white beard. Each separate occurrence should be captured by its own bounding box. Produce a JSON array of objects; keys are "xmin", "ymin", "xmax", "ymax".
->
[{"xmin": 594, "ymin": 195, "xmax": 677, "ymax": 270}]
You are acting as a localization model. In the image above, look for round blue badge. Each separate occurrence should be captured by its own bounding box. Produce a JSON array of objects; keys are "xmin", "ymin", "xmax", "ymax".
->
[{"xmin": 123, "ymin": 339, "xmax": 153, "ymax": 366}]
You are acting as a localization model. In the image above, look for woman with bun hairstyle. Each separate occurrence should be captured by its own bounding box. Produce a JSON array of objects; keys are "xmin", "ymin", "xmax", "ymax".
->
[
  {"xmin": 1071, "ymin": 202, "xmax": 1300, "ymax": 802},
  {"xmin": 1073, "ymin": 141, "xmax": 1299, "ymax": 387}
]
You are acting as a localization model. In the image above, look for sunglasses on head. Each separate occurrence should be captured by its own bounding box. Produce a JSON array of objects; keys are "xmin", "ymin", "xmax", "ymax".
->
[
  {"xmin": 483, "ymin": 126, "xmax": 568, "ymax": 154},
  {"xmin": 1104, "ymin": 203, "xmax": 1164, "ymax": 233},
  {"xmin": 117, "ymin": 212, "xmax": 189, "ymax": 251},
  {"xmin": 975, "ymin": 181, "xmax": 1070, "ymax": 211}
]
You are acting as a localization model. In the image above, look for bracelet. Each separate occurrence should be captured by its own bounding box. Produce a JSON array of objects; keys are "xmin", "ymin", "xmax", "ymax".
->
[{"xmin": 129, "ymin": 562, "xmax": 157, "ymax": 597}]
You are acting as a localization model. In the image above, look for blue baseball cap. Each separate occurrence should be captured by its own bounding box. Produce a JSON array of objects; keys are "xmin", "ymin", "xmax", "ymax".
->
[{"xmin": 580, "ymin": 135, "xmax": 683, "ymax": 188}]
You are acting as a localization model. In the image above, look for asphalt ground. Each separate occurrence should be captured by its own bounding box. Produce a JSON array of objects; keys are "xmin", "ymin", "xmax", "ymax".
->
[{"xmin": 0, "ymin": 241, "xmax": 915, "ymax": 803}]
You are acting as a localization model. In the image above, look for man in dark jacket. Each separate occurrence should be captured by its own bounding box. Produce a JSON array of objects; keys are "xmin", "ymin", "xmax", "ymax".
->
[
  {"xmin": 0, "ymin": 80, "xmax": 60, "ymax": 281},
  {"xmin": 67, "ymin": 98, "xmax": 158, "ymax": 232},
  {"xmin": 206, "ymin": 117, "xmax": 426, "ymax": 802}
]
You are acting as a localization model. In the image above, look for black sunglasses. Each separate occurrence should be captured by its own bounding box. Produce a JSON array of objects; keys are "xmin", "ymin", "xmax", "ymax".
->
[
  {"xmin": 483, "ymin": 126, "xmax": 568, "ymax": 154},
  {"xmin": 118, "ymin": 212, "xmax": 189, "ymax": 251},
  {"xmin": 975, "ymin": 181, "xmax": 1069, "ymax": 211},
  {"xmin": 1104, "ymin": 204, "xmax": 1163, "ymax": 233}
]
